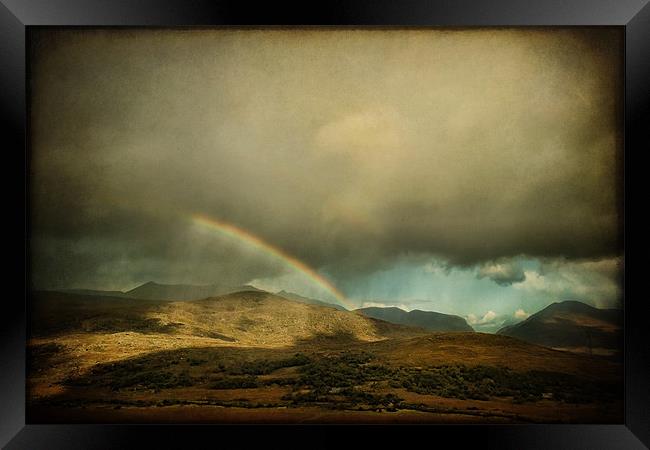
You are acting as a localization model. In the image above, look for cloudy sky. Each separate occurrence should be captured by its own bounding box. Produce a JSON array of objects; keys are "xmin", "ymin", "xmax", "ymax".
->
[{"xmin": 29, "ymin": 28, "xmax": 623, "ymax": 332}]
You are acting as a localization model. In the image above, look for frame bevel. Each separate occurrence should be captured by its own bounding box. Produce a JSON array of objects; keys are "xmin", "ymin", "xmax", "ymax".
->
[{"xmin": 1, "ymin": 1, "xmax": 648, "ymax": 448}]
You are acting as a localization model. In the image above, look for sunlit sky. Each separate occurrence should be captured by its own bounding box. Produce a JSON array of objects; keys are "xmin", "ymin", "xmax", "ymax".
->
[{"xmin": 30, "ymin": 29, "xmax": 623, "ymax": 332}]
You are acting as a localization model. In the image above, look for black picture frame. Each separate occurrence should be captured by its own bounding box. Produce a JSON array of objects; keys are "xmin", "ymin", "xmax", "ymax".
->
[{"xmin": 2, "ymin": 0, "xmax": 648, "ymax": 448}]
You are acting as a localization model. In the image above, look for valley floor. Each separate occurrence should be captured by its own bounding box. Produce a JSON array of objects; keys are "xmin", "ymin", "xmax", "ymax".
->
[{"xmin": 27, "ymin": 332, "xmax": 623, "ymax": 424}]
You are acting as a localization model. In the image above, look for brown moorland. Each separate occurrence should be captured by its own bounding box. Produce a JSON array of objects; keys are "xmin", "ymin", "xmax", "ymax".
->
[{"xmin": 27, "ymin": 290, "xmax": 622, "ymax": 424}]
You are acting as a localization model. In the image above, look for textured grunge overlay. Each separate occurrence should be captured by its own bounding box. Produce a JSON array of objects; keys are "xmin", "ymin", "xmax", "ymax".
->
[{"xmin": 29, "ymin": 28, "xmax": 622, "ymax": 319}]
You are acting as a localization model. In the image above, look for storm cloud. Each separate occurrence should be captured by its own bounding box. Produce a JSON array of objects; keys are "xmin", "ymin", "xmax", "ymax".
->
[
  {"xmin": 477, "ymin": 259, "xmax": 527, "ymax": 286},
  {"xmin": 29, "ymin": 28, "xmax": 623, "ymax": 294}
]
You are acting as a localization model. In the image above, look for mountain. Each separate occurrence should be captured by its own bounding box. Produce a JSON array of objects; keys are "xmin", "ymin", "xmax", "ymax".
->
[
  {"xmin": 124, "ymin": 281, "xmax": 264, "ymax": 300},
  {"xmin": 61, "ymin": 283, "xmax": 349, "ymax": 310},
  {"xmin": 355, "ymin": 306, "xmax": 474, "ymax": 332},
  {"xmin": 55, "ymin": 282, "xmax": 264, "ymax": 302},
  {"xmin": 276, "ymin": 290, "xmax": 347, "ymax": 311},
  {"xmin": 496, "ymin": 300, "xmax": 622, "ymax": 356},
  {"xmin": 30, "ymin": 289, "xmax": 424, "ymax": 345}
]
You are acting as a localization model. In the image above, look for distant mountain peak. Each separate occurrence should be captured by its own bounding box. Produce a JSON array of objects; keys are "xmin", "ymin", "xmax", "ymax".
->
[
  {"xmin": 355, "ymin": 306, "xmax": 473, "ymax": 332},
  {"xmin": 497, "ymin": 300, "xmax": 622, "ymax": 356},
  {"xmin": 553, "ymin": 300, "xmax": 596, "ymax": 308},
  {"xmin": 115, "ymin": 282, "xmax": 265, "ymax": 301}
]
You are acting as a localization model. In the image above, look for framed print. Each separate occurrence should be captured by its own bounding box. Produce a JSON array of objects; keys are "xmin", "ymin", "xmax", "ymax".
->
[{"xmin": 1, "ymin": 0, "xmax": 648, "ymax": 448}]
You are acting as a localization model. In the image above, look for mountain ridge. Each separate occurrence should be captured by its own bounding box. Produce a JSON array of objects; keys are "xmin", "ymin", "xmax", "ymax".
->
[
  {"xmin": 496, "ymin": 300, "xmax": 622, "ymax": 356},
  {"xmin": 56, "ymin": 281, "xmax": 264, "ymax": 302},
  {"xmin": 355, "ymin": 306, "xmax": 474, "ymax": 332}
]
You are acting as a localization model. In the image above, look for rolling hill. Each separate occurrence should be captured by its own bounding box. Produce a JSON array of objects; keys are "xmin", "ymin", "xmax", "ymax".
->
[
  {"xmin": 496, "ymin": 300, "xmax": 622, "ymax": 356},
  {"xmin": 355, "ymin": 306, "xmax": 474, "ymax": 332}
]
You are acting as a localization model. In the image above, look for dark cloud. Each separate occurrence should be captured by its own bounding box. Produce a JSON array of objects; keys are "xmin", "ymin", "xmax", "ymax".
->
[
  {"xmin": 477, "ymin": 260, "xmax": 526, "ymax": 286},
  {"xmin": 29, "ymin": 28, "xmax": 623, "ymax": 290},
  {"xmin": 29, "ymin": 229, "xmax": 290, "ymax": 291}
]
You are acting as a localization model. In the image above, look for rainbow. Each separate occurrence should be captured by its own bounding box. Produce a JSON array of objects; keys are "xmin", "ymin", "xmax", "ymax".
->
[{"xmin": 192, "ymin": 213, "xmax": 349, "ymax": 308}]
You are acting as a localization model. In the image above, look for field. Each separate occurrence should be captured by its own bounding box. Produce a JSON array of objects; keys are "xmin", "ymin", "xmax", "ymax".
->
[{"xmin": 27, "ymin": 291, "xmax": 623, "ymax": 424}]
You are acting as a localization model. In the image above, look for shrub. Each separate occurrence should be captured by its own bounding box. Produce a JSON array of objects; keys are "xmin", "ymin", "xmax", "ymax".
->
[
  {"xmin": 209, "ymin": 376, "xmax": 259, "ymax": 389},
  {"xmin": 229, "ymin": 353, "xmax": 311, "ymax": 375}
]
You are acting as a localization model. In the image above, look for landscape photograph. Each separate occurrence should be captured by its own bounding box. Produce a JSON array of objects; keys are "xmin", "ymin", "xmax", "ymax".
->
[{"xmin": 27, "ymin": 27, "xmax": 623, "ymax": 424}]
